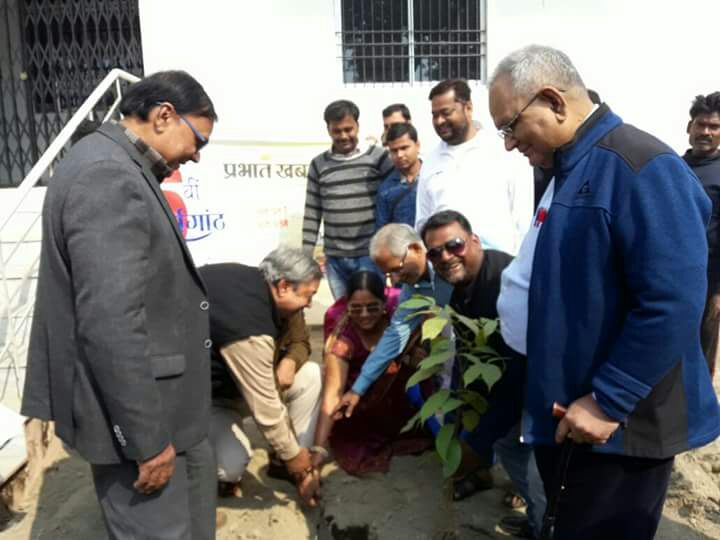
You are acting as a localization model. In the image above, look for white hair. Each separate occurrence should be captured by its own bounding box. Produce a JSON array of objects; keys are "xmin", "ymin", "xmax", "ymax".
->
[
  {"xmin": 259, "ymin": 246, "xmax": 322, "ymax": 285},
  {"xmin": 489, "ymin": 44, "xmax": 586, "ymax": 98},
  {"xmin": 369, "ymin": 223, "xmax": 421, "ymax": 259}
]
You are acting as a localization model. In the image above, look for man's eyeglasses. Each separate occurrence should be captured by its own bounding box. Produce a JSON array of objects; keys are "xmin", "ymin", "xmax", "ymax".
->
[
  {"xmin": 497, "ymin": 92, "xmax": 541, "ymax": 140},
  {"xmin": 348, "ymin": 302, "xmax": 383, "ymax": 316},
  {"xmin": 426, "ymin": 237, "xmax": 466, "ymax": 262},
  {"xmin": 385, "ymin": 245, "xmax": 409, "ymax": 277},
  {"xmin": 156, "ymin": 101, "xmax": 209, "ymax": 150},
  {"xmin": 178, "ymin": 114, "xmax": 209, "ymax": 151}
]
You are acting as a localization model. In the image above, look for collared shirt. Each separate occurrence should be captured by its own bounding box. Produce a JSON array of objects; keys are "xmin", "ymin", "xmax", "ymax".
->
[
  {"xmin": 375, "ymin": 164, "xmax": 421, "ymax": 229},
  {"xmin": 329, "ymin": 140, "xmax": 369, "ymax": 161},
  {"xmin": 114, "ymin": 121, "xmax": 173, "ymax": 181},
  {"xmin": 497, "ymin": 104, "xmax": 600, "ymax": 355},
  {"xmin": 351, "ymin": 262, "xmax": 453, "ymax": 395},
  {"xmin": 415, "ymin": 128, "xmax": 532, "ymax": 255},
  {"xmin": 497, "ymin": 179, "xmax": 555, "ymax": 355}
]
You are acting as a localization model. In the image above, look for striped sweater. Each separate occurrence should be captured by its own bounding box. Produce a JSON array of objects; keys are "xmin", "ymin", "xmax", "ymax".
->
[{"xmin": 302, "ymin": 145, "xmax": 393, "ymax": 257}]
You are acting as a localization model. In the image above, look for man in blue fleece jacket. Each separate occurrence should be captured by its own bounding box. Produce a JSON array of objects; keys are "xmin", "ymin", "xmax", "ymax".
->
[{"xmin": 488, "ymin": 44, "xmax": 720, "ymax": 540}]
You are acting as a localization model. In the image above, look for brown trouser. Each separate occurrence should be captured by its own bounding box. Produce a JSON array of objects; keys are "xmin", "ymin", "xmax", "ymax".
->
[{"xmin": 701, "ymin": 293, "xmax": 720, "ymax": 378}]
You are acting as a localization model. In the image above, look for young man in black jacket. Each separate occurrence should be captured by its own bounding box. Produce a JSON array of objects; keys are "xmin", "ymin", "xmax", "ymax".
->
[{"xmin": 684, "ymin": 91, "xmax": 720, "ymax": 377}]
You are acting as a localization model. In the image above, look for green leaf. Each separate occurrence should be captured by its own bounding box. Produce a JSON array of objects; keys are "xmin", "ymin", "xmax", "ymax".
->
[
  {"xmin": 436, "ymin": 423, "xmax": 455, "ymax": 461},
  {"xmin": 405, "ymin": 364, "xmax": 443, "ymax": 389},
  {"xmin": 400, "ymin": 411, "xmax": 421, "ymax": 433},
  {"xmin": 462, "ymin": 410, "xmax": 481, "ymax": 432},
  {"xmin": 442, "ymin": 438, "xmax": 462, "ymax": 478},
  {"xmin": 463, "ymin": 363, "xmax": 503, "ymax": 390},
  {"xmin": 439, "ymin": 398, "xmax": 464, "ymax": 415},
  {"xmin": 474, "ymin": 329, "xmax": 487, "ymax": 347},
  {"xmin": 452, "ymin": 312, "xmax": 480, "ymax": 334},
  {"xmin": 430, "ymin": 336, "xmax": 451, "ymax": 353},
  {"xmin": 482, "ymin": 318, "xmax": 498, "ymax": 337},
  {"xmin": 473, "ymin": 344, "xmax": 500, "ymax": 357},
  {"xmin": 422, "ymin": 316, "xmax": 449, "ymax": 341},
  {"xmin": 463, "ymin": 363, "xmax": 485, "ymax": 386},
  {"xmin": 458, "ymin": 352, "xmax": 482, "ymax": 365},
  {"xmin": 480, "ymin": 363, "xmax": 503, "ymax": 390},
  {"xmin": 418, "ymin": 349, "xmax": 453, "ymax": 370},
  {"xmin": 399, "ymin": 296, "xmax": 435, "ymax": 309},
  {"xmin": 419, "ymin": 389, "xmax": 450, "ymax": 422},
  {"xmin": 459, "ymin": 390, "xmax": 488, "ymax": 414},
  {"xmin": 403, "ymin": 309, "xmax": 437, "ymax": 321}
]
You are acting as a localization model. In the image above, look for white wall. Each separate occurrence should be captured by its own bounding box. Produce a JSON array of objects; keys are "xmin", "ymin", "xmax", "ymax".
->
[
  {"xmin": 139, "ymin": 0, "xmax": 720, "ymax": 152},
  {"xmin": 134, "ymin": 0, "xmax": 720, "ymax": 321}
]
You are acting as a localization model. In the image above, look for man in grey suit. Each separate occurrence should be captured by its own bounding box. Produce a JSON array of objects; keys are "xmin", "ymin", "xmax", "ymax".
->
[{"xmin": 21, "ymin": 70, "xmax": 218, "ymax": 539}]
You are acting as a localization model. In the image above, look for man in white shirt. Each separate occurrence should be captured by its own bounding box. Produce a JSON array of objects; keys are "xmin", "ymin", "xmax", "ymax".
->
[{"xmin": 415, "ymin": 79, "xmax": 532, "ymax": 255}]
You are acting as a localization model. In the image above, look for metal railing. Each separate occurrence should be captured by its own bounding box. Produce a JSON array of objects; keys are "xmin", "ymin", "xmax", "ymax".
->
[{"xmin": 0, "ymin": 68, "xmax": 141, "ymax": 407}]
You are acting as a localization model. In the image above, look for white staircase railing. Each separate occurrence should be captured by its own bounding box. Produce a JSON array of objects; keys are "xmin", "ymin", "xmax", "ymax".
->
[{"xmin": 0, "ymin": 69, "xmax": 141, "ymax": 410}]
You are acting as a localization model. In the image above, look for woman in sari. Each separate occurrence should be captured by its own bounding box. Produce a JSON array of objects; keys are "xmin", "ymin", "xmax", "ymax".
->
[{"xmin": 311, "ymin": 270, "xmax": 431, "ymax": 475}]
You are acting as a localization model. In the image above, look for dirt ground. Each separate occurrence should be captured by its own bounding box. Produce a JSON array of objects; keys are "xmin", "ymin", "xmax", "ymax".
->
[{"xmin": 2, "ymin": 329, "xmax": 720, "ymax": 539}]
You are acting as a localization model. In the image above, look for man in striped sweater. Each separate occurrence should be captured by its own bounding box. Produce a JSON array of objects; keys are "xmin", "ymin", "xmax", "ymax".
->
[{"xmin": 302, "ymin": 100, "xmax": 394, "ymax": 299}]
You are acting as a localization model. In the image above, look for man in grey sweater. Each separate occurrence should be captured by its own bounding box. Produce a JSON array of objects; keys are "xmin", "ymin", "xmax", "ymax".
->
[{"xmin": 302, "ymin": 99, "xmax": 393, "ymax": 299}]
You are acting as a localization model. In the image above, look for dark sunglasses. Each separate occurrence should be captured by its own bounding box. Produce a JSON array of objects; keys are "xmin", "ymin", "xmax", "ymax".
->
[
  {"xmin": 426, "ymin": 237, "xmax": 466, "ymax": 262},
  {"xmin": 348, "ymin": 302, "xmax": 383, "ymax": 315}
]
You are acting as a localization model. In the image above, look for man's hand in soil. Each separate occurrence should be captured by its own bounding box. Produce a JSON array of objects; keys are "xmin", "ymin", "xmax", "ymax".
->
[
  {"xmin": 298, "ymin": 468, "xmax": 321, "ymax": 507},
  {"xmin": 555, "ymin": 393, "xmax": 620, "ymax": 445},
  {"xmin": 333, "ymin": 390, "xmax": 360, "ymax": 419},
  {"xmin": 276, "ymin": 357, "xmax": 297, "ymax": 390},
  {"xmin": 286, "ymin": 448, "xmax": 320, "ymax": 506},
  {"xmin": 134, "ymin": 443, "xmax": 176, "ymax": 494}
]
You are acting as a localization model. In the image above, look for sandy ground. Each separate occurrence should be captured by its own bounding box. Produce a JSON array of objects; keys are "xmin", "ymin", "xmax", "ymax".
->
[{"xmin": 2, "ymin": 329, "xmax": 720, "ymax": 539}]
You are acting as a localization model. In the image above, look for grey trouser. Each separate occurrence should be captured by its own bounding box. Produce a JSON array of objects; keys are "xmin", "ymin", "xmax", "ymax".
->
[{"xmin": 91, "ymin": 437, "xmax": 216, "ymax": 540}]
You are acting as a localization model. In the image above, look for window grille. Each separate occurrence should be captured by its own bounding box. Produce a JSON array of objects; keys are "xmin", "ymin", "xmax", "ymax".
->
[{"xmin": 338, "ymin": 0, "xmax": 487, "ymax": 85}]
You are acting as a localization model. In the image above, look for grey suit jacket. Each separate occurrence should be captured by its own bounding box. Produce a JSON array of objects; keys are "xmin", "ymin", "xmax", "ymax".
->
[{"xmin": 22, "ymin": 123, "xmax": 212, "ymax": 465}]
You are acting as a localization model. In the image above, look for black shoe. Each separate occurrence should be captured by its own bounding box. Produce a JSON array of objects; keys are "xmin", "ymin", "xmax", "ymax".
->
[
  {"xmin": 498, "ymin": 515, "xmax": 533, "ymax": 539},
  {"xmin": 217, "ymin": 481, "xmax": 241, "ymax": 498}
]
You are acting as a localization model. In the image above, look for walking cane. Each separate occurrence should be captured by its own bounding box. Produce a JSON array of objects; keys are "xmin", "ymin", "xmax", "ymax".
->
[{"xmin": 539, "ymin": 402, "xmax": 575, "ymax": 540}]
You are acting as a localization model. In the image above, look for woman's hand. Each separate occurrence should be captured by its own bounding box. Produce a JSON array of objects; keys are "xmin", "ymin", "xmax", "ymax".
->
[{"xmin": 333, "ymin": 390, "xmax": 361, "ymax": 419}]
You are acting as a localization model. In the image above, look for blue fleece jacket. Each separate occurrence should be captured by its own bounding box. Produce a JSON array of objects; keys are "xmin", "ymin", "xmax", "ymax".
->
[{"xmin": 524, "ymin": 105, "xmax": 720, "ymax": 458}]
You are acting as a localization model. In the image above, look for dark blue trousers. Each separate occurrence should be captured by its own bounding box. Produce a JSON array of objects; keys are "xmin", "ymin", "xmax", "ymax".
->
[{"xmin": 534, "ymin": 445, "xmax": 673, "ymax": 540}]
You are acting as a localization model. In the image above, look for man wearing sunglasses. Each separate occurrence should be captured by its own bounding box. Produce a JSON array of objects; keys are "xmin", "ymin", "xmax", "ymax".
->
[
  {"xmin": 22, "ymin": 71, "xmax": 218, "ymax": 539},
  {"xmin": 421, "ymin": 210, "xmax": 546, "ymax": 539},
  {"xmin": 331, "ymin": 215, "xmax": 543, "ymax": 536},
  {"xmin": 415, "ymin": 79, "xmax": 531, "ymax": 256},
  {"xmin": 488, "ymin": 45, "xmax": 720, "ymax": 539}
]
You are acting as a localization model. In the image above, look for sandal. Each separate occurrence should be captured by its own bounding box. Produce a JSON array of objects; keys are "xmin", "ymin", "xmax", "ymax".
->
[
  {"xmin": 502, "ymin": 489, "xmax": 527, "ymax": 509},
  {"xmin": 498, "ymin": 515, "xmax": 533, "ymax": 539},
  {"xmin": 452, "ymin": 467, "xmax": 494, "ymax": 501}
]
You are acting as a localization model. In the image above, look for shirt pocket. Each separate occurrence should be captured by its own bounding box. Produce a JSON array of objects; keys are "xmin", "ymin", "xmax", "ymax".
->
[{"xmin": 150, "ymin": 354, "xmax": 186, "ymax": 379}]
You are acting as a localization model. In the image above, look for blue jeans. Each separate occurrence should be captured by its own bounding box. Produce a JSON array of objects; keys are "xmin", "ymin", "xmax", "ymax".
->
[
  {"xmin": 494, "ymin": 424, "xmax": 546, "ymax": 540},
  {"xmin": 325, "ymin": 255, "xmax": 381, "ymax": 299}
]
